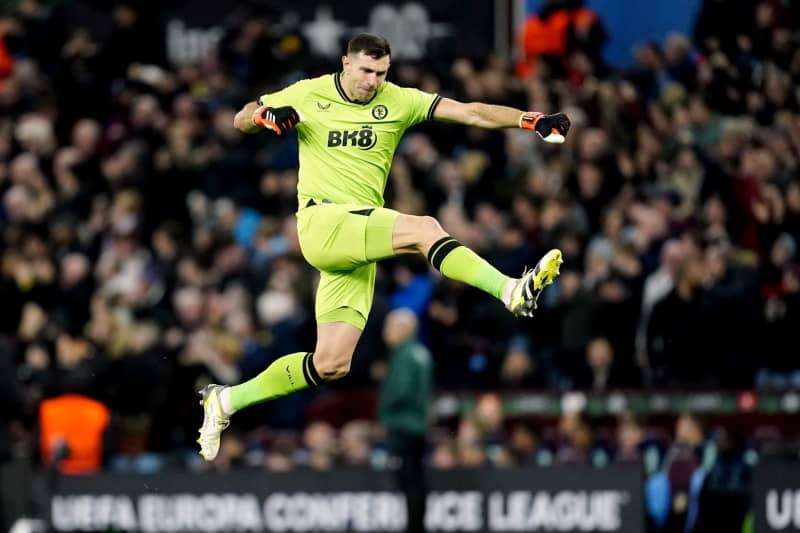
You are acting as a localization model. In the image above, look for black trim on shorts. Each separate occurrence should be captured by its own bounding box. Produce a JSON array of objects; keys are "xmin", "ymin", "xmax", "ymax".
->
[
  {"xmin": 306, "ymin": 199, "xmax": 333, "ymax": 207},
  {"xmin": 349, "ymin": 209, "xmax": 375, "ymax": 216}
]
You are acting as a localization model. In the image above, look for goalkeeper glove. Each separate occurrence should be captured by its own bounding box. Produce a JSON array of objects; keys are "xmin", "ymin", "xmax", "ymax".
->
[
  {"xmin": 519, "ymin": 112, "xmax": 571, "ymax": 144},
  {"xmin": 252, "ymin": 105, "xmax": 300, "ymax": 135}
]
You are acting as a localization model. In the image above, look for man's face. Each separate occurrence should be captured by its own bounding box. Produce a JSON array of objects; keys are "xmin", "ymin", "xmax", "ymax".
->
[{"xmin": 341, "ymin": 51, "xmax": 390, "ymax": 102}]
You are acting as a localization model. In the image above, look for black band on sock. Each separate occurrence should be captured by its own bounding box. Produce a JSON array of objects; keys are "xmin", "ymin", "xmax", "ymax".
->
[
  {"xmin": 302, "ymin": 352, "xmax": 322, "ymax": 386},
  {"xmin": 430, "ymin": 239, "xmax": 463, "ymax": 271},
  {"xmin": 427, "ymin": 236, "xmax": 455, "ymax": 264}
]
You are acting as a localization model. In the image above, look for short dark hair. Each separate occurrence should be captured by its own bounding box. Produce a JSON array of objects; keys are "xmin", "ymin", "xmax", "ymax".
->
[{"xmin": 347, "ymin": 33, "xmax": 391, "ymax": 59}]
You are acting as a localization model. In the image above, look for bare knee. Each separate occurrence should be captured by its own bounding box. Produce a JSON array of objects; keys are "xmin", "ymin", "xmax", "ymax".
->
[
  {"xmin": 313, "ymin": 322, "xmax": 361, "ymax": 381},
  {"xmin": 419, "ymin": 215, "xmax": 444, "ymax": 234},
  {"xmin": 414, "ymin": 216, "xmax": 447, "ymax": 253},
  {"xmin": 394, "ymin": 214, "xmax": 448, "ymax": 255},
  {"xmin": 312, "ymin": 349, "xmax": 352, "ymax": 381}
]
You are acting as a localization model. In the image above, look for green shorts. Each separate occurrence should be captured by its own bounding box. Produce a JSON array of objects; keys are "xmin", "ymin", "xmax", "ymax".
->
[{"xmin": 296, "ymin": 201, "xmax": 400, "ymax": 329}]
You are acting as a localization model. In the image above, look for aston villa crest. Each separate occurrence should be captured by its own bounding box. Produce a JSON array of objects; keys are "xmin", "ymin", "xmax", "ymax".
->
[{"xmin": 371, "ymin": 104, "xmax": 388, "ymax": 120}]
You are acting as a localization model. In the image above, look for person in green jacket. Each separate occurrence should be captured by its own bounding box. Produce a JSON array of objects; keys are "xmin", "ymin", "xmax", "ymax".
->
[{"xmin": 379, "ymin": 308, "xmax": 433, "ymax": 533}]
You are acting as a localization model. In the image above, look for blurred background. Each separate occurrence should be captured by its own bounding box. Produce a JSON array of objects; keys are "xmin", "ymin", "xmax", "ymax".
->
[{"xmin": 0, "ymin": 0, "xmax": 799, "ymax": 532}]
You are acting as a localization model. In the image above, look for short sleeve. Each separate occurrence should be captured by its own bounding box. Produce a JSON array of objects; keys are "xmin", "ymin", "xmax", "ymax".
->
[
  {"xmin": 401, "ymin": 87, "xmax": 442, "ymax": 128},
  {"xmin": 257, "ymin": 79, "xmax": 311, "ymax": 108}
]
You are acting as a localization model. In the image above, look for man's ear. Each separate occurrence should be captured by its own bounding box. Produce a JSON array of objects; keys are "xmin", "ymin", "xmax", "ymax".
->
[{"xmin": 341, "ymin": 55, "xmax": 349, "ymax": 69}]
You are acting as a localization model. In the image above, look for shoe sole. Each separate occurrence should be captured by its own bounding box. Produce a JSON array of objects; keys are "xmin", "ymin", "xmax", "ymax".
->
[{"xmin": 197, "ymin": 385, "xmax": 220, "ymax": 460}]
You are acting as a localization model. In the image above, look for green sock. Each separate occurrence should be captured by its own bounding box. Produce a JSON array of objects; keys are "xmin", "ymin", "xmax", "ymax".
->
[
  {"xmin": 229, "ymin": 352, "xmax": 320, "ymax": 412},
  {"xmin": 427, "ymin": 237, "xmax": 510, "ymax": 300}
]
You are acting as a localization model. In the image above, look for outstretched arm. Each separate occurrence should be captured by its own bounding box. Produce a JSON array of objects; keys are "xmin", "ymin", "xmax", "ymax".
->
[
  {"xmin": 234, "ymin": 102, "xmax": 262, "ymax": 133},
  {"xmin": 432, "ymin": 97, "xmax": 570, "ymax": 143},
  {"xmin": 433, "ymin": 98, "xmax": 523, "ymax": 128}
]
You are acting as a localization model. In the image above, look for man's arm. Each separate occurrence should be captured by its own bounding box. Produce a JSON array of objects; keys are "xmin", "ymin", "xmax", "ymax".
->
[
  {"xmin": 234, "ymin": 101, "xmax": 262, "ymax": 133},
  {"xmin": 433, "ymin": 97, "xmax": 523, "ymax": 129},
  {"xmin": 432, "ymin": 97, "xmax": 570, "ymax": 143}
]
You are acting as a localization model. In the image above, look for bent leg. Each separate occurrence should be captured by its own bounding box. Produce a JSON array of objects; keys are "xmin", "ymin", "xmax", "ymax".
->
[
  {"xmin": 227, "ymin": 204, "xmax": 383, "ymax": 412},
  {"xmin": 226, "ymin": 322, "xmax": 361, "ymax": 413},
  {"xmin": 225, "ymin": 324, "xmax": 363, "ymax": 416},
  {"xmin": 312, "ymin": 266, "xmax": 372, "ymax": 379},
  {"xmin": 227, "ymin": 266, "xmax": 370, "ymax": 414},
  {"xmin": 391, "ymin": 214, "xmax": 449, "ymax": 256},
  {"xmin": 313, "ymin": 321, "xmax": 362, "ymax": 380},
  {"xmin": 391, "ymin": 213, "xmax": 511, "ymax": 301}
]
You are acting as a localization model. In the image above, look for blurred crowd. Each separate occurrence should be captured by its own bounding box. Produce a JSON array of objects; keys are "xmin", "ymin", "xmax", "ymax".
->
[
  {"xmin": 207, "ymin": 397, "xmax": 733, "ymax": 475},
  {"xmin": 0, "ymin": 0, "xmax": 799, "ymax": 490},
  {"xmin": 187, "ymin": 400, "xmax": 760, "ymax": 532}
]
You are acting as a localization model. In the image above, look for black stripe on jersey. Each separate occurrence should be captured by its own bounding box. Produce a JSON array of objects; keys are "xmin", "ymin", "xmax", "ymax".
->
[
  {"xmin": 333, "ymin": 72, "xmax": 378, "ymax": 106},
  {"xmin": 427, "ymin": 94, "xmax": 442, "ymax": 121},
  {"xmin": 334, "ymin": 72, "xmax": 352, "ymax": 103}
]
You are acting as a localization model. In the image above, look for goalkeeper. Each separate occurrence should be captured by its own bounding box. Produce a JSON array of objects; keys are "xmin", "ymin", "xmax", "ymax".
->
[{"xmin": 198, "ymin": 33, "xmax": 571, "ymax": 460}]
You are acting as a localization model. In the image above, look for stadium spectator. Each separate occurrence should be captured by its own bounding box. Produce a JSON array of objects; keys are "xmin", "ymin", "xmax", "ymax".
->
[
  {"xmin": 0, "ymin": 1, "xmax": 797, "ymax": 492},
  {"xmin": 380, "ymin": 309, "xmax": 433, "ymax": 533},
  {"xmin": 299, "ymin": 420, "xmax": 338, "ymax": 471}
]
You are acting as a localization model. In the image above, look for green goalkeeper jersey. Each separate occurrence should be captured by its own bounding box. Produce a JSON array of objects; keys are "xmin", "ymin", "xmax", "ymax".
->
[{"xmin": 258, "ymin": 73, "xmax": 441, "ymax": 207}]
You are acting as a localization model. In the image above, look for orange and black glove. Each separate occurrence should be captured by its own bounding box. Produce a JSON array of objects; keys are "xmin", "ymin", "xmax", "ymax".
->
[
  {"xmin": 251, "ymin": 105, "xmax": 300, "ymax": 135},
  {"xmin": 519, "ymin": 111, "xmax": 571, "ymax": 144}
]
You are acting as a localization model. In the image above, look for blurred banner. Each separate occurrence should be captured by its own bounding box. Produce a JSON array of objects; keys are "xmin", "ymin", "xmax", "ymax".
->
[
  {"xmin": 49, "ymin": 465, "xmax": 643, "ymax": 532},
  {"xmin": 754, "ymin": 460, "xmax": 800, "ymax": 533},
  {"xmin": 62, "ymin": 1, "xmax": 495, "ymax": 65}
]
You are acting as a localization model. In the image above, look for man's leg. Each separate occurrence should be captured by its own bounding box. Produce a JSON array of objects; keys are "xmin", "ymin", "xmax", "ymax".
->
[
  {"xmin": 197, "ymin": 322, "xmax": 360, "ymax": 461},
  {"xmin": 226, "ymin": 322, "xmax": 361, "ymax": 411},
  {"xmin": 198, "ymin": 203, "xmax": 379, "ymax": 462},
  {"xmin": 391, "ymin": 214, "xmax": 508, "ymax": 299},
  {"xmin": 225, "ymin": 262, "xmax": 373, "ymax": 412},
  {"xmin": 388, "ymin": 430, "xmax": 428, "ymax": 533},
  {"xmin": 391, "ymin": 214, "xmax": 562, "ymax": 316}
]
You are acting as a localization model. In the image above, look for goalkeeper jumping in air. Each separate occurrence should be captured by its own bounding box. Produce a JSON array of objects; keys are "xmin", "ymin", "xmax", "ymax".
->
[{"xmin": 198, "ymin": 33, "xmax": 571, "ymax": 460}]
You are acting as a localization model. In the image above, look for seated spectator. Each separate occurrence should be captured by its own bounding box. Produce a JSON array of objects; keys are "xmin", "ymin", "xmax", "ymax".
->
[
  {"xmin": 430, "ymin": 437, "xmax": 458, "ymax": 470},
  {"xmin": 299, "ymin": 421, "xmax": 337, "ymax": 471},
  {"xmin": 615, "ymin": 412, "xmax": 646, "ymax": 463},
  {"xmin": 339, "ymin": 420, "xmax": 373, "ymax": 467},
  {"xmin": 455, "ymin": 417, "xmax": 488, "ymax": 468},
  {"xmin": 556, "ymin": 411, "xmax": 604, "ymax": 465},
  {"xmin": 507, "ymin": 423, "xmax": 550, "ymax": 466},
  {"xmin": 574, "ymin": 337, "xmax": 628, "ymax": 391}
]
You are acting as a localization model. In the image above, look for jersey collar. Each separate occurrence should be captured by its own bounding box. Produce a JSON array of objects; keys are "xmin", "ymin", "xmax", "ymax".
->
[{"xmin": 334, "ymin": 72, "xmax": 379, "ymax": 106}]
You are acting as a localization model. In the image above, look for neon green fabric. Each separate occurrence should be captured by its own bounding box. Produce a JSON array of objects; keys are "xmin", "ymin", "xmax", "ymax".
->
[
  {"xmin": 296, "ymin": 202, "xmax": 399, "ymax": 329},
  {"xmin": 229, "ymin": 352, "xmax": 313, "ymax": 411},
  {"xmin": 258, "ymin": 73, "xmax": 440, "ymax": 207},
  {"xmin": 438, "ymin": 245, "xmax": 510, "ymax": 300}
]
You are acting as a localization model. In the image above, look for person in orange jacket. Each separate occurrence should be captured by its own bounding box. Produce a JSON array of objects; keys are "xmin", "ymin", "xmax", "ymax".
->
[
  {"xmin": 39, "ymin": 394, "xmax": 111, "ymax": 474},
  {"xmin": 517, "ymin": 0, "xmax": 606, "ymax": 79}
]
